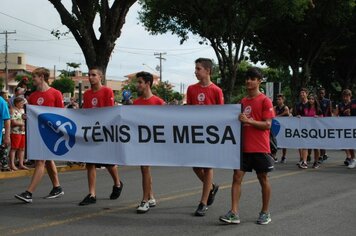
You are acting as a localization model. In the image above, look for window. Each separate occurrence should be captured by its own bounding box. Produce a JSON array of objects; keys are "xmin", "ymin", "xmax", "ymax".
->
[{"xmin": 17, "ymin": 57, "xmax": 22, "ymax": 65}]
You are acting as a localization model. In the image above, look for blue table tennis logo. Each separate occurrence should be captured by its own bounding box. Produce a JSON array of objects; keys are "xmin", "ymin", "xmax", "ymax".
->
[
  {"xmin": 38, "ymin": 113, "xmax": 77, "ymax": 156},
  {"xmin": 271, "ymin": 119, "xmax": 281, "ymax": 137}
]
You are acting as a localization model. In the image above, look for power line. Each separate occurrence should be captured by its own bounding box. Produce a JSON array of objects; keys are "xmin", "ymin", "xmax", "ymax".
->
[{"xmin": 0, "ymin": 11, "xmax": 51, "ymax": 32}]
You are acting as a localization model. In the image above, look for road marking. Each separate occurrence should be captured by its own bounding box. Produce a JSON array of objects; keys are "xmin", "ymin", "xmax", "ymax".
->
[{"xmin": 3, "ymin": 162, "xmax": 340, "ymax": 236}]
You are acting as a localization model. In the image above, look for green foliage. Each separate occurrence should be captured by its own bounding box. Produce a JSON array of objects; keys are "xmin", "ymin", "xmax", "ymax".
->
[
  {"xmin": 51, "ymin": 77, "xmax": 75, "ymax": 95},
  {"xmin": 139, "ymin": 0, "xmax": 310, "ymax": 103}
]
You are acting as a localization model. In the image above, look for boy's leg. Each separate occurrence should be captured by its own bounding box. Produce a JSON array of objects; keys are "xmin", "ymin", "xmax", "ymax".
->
[
  {"xmin": 256, "ymin": 172, "xmax": 271, "ymax": 213},
  {"xmin": 193, "ymin": 167, "xmax": 204, "ymax": 182},
  {"xmin": 200, "ymin": 168, "xmax": 213, "ymax": 205},
  {"xmin": 231, "ymin": 170, "xmax": 245, "ymax": 213},
  {"xmin": 86, "ymin": 164, "xmax": 96, "ymax": 196},
  {"xmin": 141, "ymin": 166, "xmax": 153, "ymax": 201},
  {"xmin": 18, "ymin": 149, "xmax": 28, "ymax": 169},
  {"xmin": 9, "ymin": 149, "xmax": 17, "ymax": 170},
  {"xmin": 27, "ymin": 160, "xmax": 46, "ymax": 193},
  {"xmin": 106, "ymin": 165, "xmax": 120, "ymax": 186},
  {"xmin": 45, "ymin": 160, "xmax": 60, "ymax": 188}
]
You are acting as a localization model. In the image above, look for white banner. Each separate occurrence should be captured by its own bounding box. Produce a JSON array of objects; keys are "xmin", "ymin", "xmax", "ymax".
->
[
  {"xmin": 27, "ymin": 105, "xmax": 241, "ymax": 169},
  {"xmin": 272, "ymin": 117, "xmax": 356, "ymax": 149}
]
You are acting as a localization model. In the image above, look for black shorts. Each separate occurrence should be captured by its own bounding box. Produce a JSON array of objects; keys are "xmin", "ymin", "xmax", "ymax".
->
[{"xmin": 241, "ymin": 153, "xmax": 274, "ymax": 174}]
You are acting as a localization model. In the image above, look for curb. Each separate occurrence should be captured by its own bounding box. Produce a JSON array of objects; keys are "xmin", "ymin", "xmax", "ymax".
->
[{"xmin": 0, "ymin": 165, "xmax": 85, "ymax": 180}]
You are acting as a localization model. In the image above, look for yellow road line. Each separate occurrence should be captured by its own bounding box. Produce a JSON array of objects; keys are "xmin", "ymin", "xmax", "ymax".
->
[{"xmin": 3, "ymin": 162, "xmax": 341, "ymax": 236}]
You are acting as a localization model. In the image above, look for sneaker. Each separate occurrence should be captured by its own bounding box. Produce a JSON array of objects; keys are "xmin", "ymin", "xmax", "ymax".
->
[
  {"xmin": 312, "ymin": 162, "xmax": 320, "ymax": 169},
  {"xmin": 148, "ymin": 198, "xmax": 156, "ymax": 207},
  {"xmin": 137, "ymin": 201, "xmax": 149, "ymax": 213},
  {"xmin": 257, "ymin": 212, "xmax": 271, "ymax": 225},
  {"xmin": 298, "ymin": 162, "xmax": 308, "ymax": 169},
  {"xmin": 317, "ymin": 157, "xmax": 323, "ymax": 164},
  {"xmin": 219, "ymin": 210, "xmax": 240, "ymax": 224},
  {"xmin": 207, "ymin": 183, "xmax": 219, "ymax": 206},
  {"xmin": 15, "ymin": 191, "xmax": 33, "ymax": 203},
  {"xmin": 44, "ymin": 186, "xmax": 64, "ymax": 199},
  {"xmin": 322, "ymin": 154, "xmax": 329, "ymax": 161},
  {"xmin": 348, "ymin": 159, "xmax": 356, "ymax": 169},
  {"xmin": 296, "ymin": 160, "xmax": 303, "ymax": 166},
  {"xmin": 110, "ymin": 181, "xmax": 123, "ymax": 200},
  {"xmin": 344, "ymin": 157, "xmax": 352, "ymax": 166},
  {"xmin": 194, "ymin": 202, "xmax": 208, "ymax": 216},
  {"xmin": 280, "ymin": 157, "xmax": 286, "ymax": 164},
  {"xmin": 272, "ymin": 156, "xmax": 278, "ymax": 163},
  {"xmin": 79, "ymin": 194, "xmax": 96, "ymax": 206}
]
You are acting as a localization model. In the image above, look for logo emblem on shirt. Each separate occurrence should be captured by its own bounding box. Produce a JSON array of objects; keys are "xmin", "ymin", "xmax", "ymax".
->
[
  {"xmin": 92, "ymin": 98, "xmax": 98, "ymax": 106},
  {"xmin": 244, "ymin": 106, "xmax": 252, "ymax": 118},
  {"xmin": 38, "ymin": 113, "xmax": 77, "ymax": 156},
  {"xmin": 37, "ymin": 97, "xmax": 44, "ymax": 105},
  {"xmin": 197, "ymin": 93, "xmax": 205, "ymax": 102}
]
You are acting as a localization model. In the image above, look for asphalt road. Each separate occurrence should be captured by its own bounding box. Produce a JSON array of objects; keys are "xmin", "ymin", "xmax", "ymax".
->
[{"xmin": 0, "ymin": 150, "xmax": 355, "ymax": 236}]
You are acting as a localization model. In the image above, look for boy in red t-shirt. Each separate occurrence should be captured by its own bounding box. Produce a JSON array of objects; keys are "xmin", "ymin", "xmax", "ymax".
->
[
  {"xmin": 187, "ymin": 58, "xmax": 223, "ymax": 217},
  {"xmin": 15, "ymin": 67, "xmax": 64, "ymax": 203},
  {"xmin": 79, "ymin": 67, "xmax": 123, "ymax": 206},
  {"xmin": 133, "ymin": 72, "xmax": 164, "ymax": 214},
  {"xmin": 220, "ymin": 67, "xmax": 275, "ymax": 225}
]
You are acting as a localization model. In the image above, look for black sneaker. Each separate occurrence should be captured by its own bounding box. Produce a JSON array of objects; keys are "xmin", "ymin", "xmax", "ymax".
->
[
  {"xmin": 344, "ymin": 157, "xmax": 352, "ymax": 166},
  {"xmin": 194, "ymin": 203, "xmax": 208, "ymax": 216},
  {"xmin": 15, "ymin": 191, "xmax": 33, "ymax": 203},
  {"xmin": 312, "ymin": 162, "xmax": 320, "ymax": 169},
  {"xmin": 280, "ymin": 157, "xmax": 287, "ymax": 164},
  {"xmin": 79, "ymin": 194, "xmax": 96, "ymax": 206},
  {"xmin": 110, "ymin": 181, "xmax": 123, "ymax": 200},
  {"xmin": 323, "ymin": 154, "xmax": 329, "ymax": 161},
  {"xmin": 207, "ymin": 183, "xmax": 219, "ymax": 206},
  {"xmin": 44, "ymin": 186, "xmax": 64, "ymax": 199}
]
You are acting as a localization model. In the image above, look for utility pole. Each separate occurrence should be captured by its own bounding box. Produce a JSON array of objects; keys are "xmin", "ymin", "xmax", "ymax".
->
[
  {"xmin": 0, "ymin": 30, "xmax": 16, "ymax": 91},
  {"xmin": 154, "ymin": 52, "xmax": 166, "ymax": 82}
]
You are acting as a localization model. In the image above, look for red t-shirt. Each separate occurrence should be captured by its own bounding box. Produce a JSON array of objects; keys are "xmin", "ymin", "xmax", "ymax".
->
[
  {"xmin": 83, "ymin": 86, "xmax": 114, "ymax": 108},
  {"xmin": 241, "ymin": 93, "xmax": 275, "ymax": 153},
  {"xmin": 186, "ymin": 83, "xmax": 224, "ymax": 105},
  {"xmin": 133, "ymin": 95, "xmax": 165, "ymax": 105},
  {"xmin": 28, "ymin": 87, "xmax": 64, "ymax": 108}
]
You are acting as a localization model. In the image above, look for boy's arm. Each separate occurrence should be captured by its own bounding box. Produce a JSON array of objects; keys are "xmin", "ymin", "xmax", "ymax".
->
[{"xmin": 239, "ymin": 113, "xmax": 272, "ymax": 130}]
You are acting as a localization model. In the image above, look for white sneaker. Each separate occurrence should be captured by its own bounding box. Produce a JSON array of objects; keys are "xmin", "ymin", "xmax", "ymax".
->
[
  {"xmin": 148, "ymin": 198, "xmax": 156, "ymax": 207},
  {"xmin": 348, "ymin": 159, "xmax": 356, "ymax": 169},
  {"xmin": 137, "ymin": 201, "xmax": 149, "ymax": 213}
]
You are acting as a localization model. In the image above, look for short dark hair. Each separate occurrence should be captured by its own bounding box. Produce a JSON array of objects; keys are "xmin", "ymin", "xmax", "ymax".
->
[
  {"xmin": 342, "ymin": 89, "xmax": 352, "ymax": 96},
  {"xmin": 136, "ymin": 71, "xmax": 153, "ymax": 88},
  {"xmin": 276, "ymin": 93, "xmax": 285, "ymax": 99},
  {"xmin": 195, "ymin": 58, "xmax": 213, "ymax": 75},
  {"xmin": 245, "ymin": 67, "xmax": 263, "ymax": 80},
  {"xmin": 14, "ymin": 96, "xmax": 25, "ymax": 105},
  {"xmin": 300, "ymin": 87, "xmax": 309, "ymax": 94},
  {"xmin": 88, "ymin": 66, "xmax": 103, "ymax": 77}
]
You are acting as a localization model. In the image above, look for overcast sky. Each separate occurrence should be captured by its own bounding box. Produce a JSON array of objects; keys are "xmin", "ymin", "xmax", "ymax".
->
[{"xmin": 0, "ymin": 0, "xmax": 217, "ymax": 90}]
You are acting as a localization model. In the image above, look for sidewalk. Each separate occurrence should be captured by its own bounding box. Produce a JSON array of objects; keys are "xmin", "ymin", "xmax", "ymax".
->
[{"xmin": 0, "ymin": 164, "xmax": 85, "ymax": 180}]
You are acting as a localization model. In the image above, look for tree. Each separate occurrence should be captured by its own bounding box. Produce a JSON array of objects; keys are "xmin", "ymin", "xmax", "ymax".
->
[
  {"xmin": 249, "ymin": 0, "xmax": 355, "ymax": 102},
  {"xmin": 139, "ymin": 0, "xmax": 309, "ymax": 103},
  {"xmin": 48, "ymin": 0, "xmax": 136, "ymax": 79},
  {"xmin": 51, "ymin": 77, "xmax": 75, "ymax": 95}
]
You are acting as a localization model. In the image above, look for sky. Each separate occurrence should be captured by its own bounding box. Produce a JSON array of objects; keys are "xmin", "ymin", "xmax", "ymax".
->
[{"xmin": 0, "ymin": 0, "xmax": 217, "ymax": 91}]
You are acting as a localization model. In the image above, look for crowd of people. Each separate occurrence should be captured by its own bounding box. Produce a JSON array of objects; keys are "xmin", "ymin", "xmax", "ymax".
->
[
  {"xmin": 0, "ymin": 59, "xmax": 355, "ymax": 226},
  {"xmin": 273, "ymin": 87, "xmax": 356, "ymax": 170}
]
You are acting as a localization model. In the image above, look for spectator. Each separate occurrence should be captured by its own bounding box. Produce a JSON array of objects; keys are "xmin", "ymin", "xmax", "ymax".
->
[
  {"xmin": 273, "ymin": 94, "xmax": 290, "ymax": 163},
  {"xmin": 335, "ymin": 89, "xmax": 356, "ymax": 168},
  {"xmin": 317, "ymin": 88, "xmax": 332, "ymax": 162},
  {"xmin": 9, "ymin": 97, "xmax": 28, "ymax": 171},
  {"xmin": 299, "ymin": 94, "xmax": 323, "ymax": 169},
  {"xmin": 9, "ymin": 87, "xmax": 27, "ymax": 108}
]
